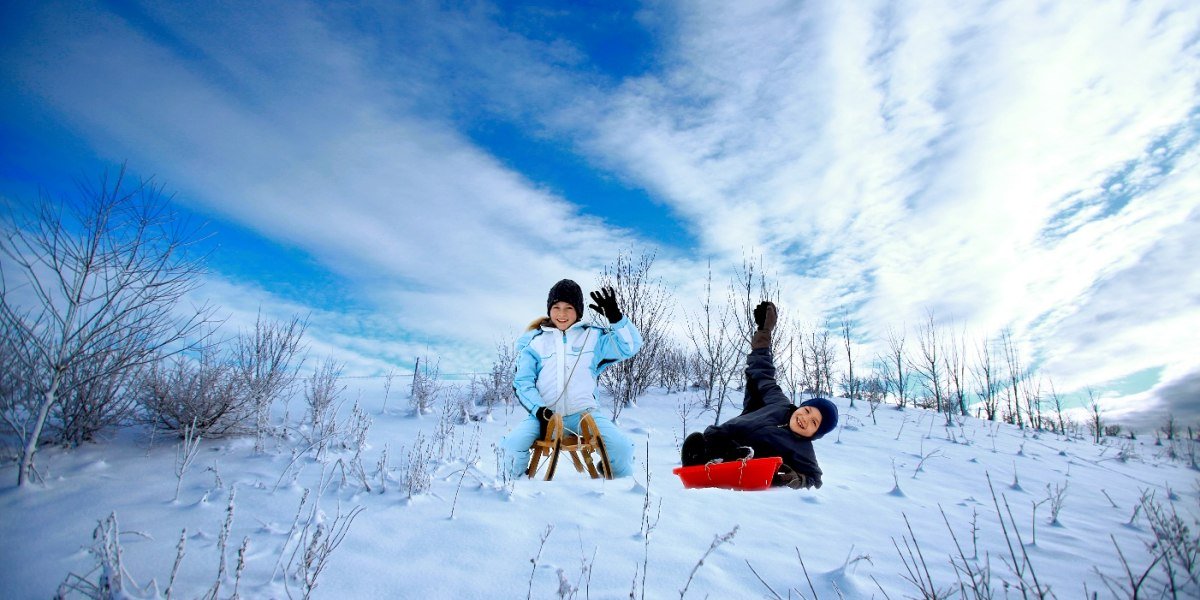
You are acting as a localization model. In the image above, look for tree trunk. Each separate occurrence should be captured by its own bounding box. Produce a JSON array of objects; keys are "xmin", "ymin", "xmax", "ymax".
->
[{"xmin": 18, "ymin": 378, "xmax": 59, "ymax": 487}]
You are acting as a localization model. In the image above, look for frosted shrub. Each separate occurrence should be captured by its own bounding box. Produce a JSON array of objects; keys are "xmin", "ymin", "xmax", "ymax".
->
[
  {"xmin": 432, "ymin": 392, "xmax": 468, "ymax": 461},
  {"xmin": 329, "ymin": 400, "xmax": 373, "ymax": 493},
  {"xmin": 56, "ymin": 512, "xmax": 193, "ymax": 599},
  {"xmin": 56, "ymin": 512, "xmax": 129, "ymax": 598},
  {"xmin": 1158, "ymin": 429, "xmax": 1199, "ymax": 469},
  {"xmin": 398, "ymin": 432, "xmax": 433, "ymax": 498},
  {"xmin": 305, "ymin": 358, "xmax": 345, "ymax": 460},
  {"xmin": 280, "ymin": 482, "xmax": 364, "ymax": 600},
  {"xmin": 409, "ymin": 357, "xmax": 441, "ymax": 416},
  {"xmin": 480, "ymin": 342, "xmax": 517, "ymax": 412},
  {"xmin": 1116, "ymin": 440, "xmax": 1140, "ymax": 463},
  {"xmin": 137, "ymin": 349, "xmax": 248, "ymax": 436},
  {"xmin": 1101, "ymin": 491, "xmax": 1200, "ymax": 597},
  {"xmin": 233, "ymin": 312, "xmax": 308, "ymax": 453},
  {"xmin": 341, "ymin": 399, "xmax": 371, "ymax": 453}
]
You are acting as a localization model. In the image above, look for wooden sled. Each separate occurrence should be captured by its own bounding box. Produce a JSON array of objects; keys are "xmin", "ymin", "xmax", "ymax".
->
[{"xmin": 527, "ymin": 413, "xmax": 613, "ymax": 480}]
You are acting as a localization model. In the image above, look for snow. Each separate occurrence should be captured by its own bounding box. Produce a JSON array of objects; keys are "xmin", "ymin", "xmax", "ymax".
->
[{"xmin": 1, "ymin": 385, "xmax": 1197, "ymax": 599}]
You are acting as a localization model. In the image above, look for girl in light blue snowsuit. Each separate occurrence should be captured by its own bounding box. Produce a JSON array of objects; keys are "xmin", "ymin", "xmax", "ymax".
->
[{"xmin": 499, "ymin": 279, "xmax": 642, "ymax": 478}]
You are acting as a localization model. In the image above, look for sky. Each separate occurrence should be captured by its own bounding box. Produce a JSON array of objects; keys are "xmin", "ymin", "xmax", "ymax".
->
[{"xmin": 1, "ymin": 0, "xmax": 1198, "ymax": 430}]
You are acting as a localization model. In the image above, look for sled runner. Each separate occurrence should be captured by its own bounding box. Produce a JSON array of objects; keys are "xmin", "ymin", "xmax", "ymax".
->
[
  {"xmin": 527, "ymin": 413, "xmax": 613, "ymax": 480},
  {"xmin": 672, "ymin": 456, "xmax": 782, "ymax": 491}
]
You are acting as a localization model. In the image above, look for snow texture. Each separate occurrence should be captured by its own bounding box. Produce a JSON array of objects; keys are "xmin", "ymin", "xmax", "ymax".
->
[{"xmin": 1, "ymin": 385, "xmax": 1197, "ymax": 598}]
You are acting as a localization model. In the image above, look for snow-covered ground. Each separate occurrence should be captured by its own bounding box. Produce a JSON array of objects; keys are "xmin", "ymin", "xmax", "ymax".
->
[{"xmin": 1, "ymin": 383, "xmax": 1197, "ymax": 599}]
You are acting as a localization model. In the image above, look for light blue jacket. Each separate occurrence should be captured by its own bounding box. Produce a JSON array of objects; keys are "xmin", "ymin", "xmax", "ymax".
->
[{"xmin": 513, "ymin": 317, "xmax": 642, "ymax": 416}]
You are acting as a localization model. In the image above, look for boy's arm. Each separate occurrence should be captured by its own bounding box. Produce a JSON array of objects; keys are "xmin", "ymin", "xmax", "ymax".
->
[
  {"xmin": 780, "ymin": 439, "xmax": 823, "ymax": 488},
  {"xmin": 591, "ymin": 317, "xmax": 643, "ymax": 372},
  {"xmin": 513, "ymin": 344, "xmax": 546, "ymax": 414},
  {"xmin": 742, "ymin": 301, "xmax": 787, "ymax": 414},
  {"xmin": 742, "ymin": 348, "xmax": 790, "ymax": 414},
  {"xmin": 773, "ymin": 464, "xmax": 820, "ymax": 489}
]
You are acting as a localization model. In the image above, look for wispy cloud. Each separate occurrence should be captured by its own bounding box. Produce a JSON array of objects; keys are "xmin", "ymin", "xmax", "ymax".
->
[
  {"xmin": 2, "ymin": 0, "xmax": 1198, "ymax": 424},
  {"xmin": 530, "ymin": 0, "xmax": 1200, "ymax": 411},
  {"xmin": 2, "ymin": 0, "xmax": 642, "ymax": 356}
]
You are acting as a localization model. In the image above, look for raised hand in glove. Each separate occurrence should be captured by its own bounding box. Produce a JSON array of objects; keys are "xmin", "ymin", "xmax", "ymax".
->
[
  {"xmin": 589, "ymin": 287, "xmax": 623, "ymax": 324},
  {"xmin": 751, "ymin": 301, "xmax": 777, "ymax": 350},
  {"xmin": 772, "ymin": 464, "xmax": 814, "ymax": 489}
]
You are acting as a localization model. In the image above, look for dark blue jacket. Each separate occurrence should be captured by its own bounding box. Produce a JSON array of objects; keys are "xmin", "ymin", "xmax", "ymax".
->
[{"xmin": 703, "ymin": 348, "xmax": 823, "ymax": 484}]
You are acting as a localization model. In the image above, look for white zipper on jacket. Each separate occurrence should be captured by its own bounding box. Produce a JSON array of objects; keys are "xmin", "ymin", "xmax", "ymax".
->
[{"xmin": 559, "ymin": 330, "xmax": 568, "ymax": 415}]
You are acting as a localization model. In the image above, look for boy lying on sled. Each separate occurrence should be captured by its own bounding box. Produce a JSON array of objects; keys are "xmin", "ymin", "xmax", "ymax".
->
[{"xmin": 681, "ymin": 301, "xmax": 838, "ymax": 489}]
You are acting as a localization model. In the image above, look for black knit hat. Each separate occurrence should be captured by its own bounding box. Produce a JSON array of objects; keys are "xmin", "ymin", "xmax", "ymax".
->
[
  {"xmin": 799, "ymin": 397, "xmax": 839, "ymax": 439},
  {"xmin": 546, "ymin": 279, "xmax": 584, "ymax": 320}
]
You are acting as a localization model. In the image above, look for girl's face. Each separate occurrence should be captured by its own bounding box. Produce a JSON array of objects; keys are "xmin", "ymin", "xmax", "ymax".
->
[
  {"xmin": 788, "ymin": 406, "xmax": 822, "ymax": 437},
  {"xmin": 549, "ymin": 301, "xmax": 578, "ymax": 331}
]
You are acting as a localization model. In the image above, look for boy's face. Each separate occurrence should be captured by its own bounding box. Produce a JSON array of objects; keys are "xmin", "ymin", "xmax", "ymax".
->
[
  {"xmin": 789, "ymin": 406, "xmax": 822, "ymax": 437},
  {"xmin": 549, "ymin": 301, "xmax": 578, "ymax": 331}
]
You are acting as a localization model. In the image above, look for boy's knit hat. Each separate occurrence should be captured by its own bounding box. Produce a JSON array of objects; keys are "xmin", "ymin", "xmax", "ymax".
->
[
  {"xmin": 799, "ymin": 397, "xmax": 839, "ymax": 439},
  {"xmin": 546, "ymin": 279, "xmax": 585, "ymax": 319}
]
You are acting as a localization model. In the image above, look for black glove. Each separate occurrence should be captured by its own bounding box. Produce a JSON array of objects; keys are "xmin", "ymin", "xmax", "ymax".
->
[
  {"xmin": 751, "ymin": 301, "xmax": 777, "ymax": 350},
  {"xmin": 773, "ymin": 464, "xmax": 814, "ymax": 489},
  {"xmin": 753, "ymin": 301, "xmax": 777, "ymax": 332},
  {"xmin": 536, "ymin": 406, "xmax": 554, "ymax": 438},
  {"xmin": 681, "ymin": 432, "xmax": 707, "ymax": 466},
  {"xmin": 589, "ymin": 287, "xmax": 623, "ymax": 323}
]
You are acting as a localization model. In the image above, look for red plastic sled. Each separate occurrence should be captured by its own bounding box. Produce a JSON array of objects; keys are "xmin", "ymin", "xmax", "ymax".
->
[{"xmin": 672, "ymin": 456, "xmax": 782, "ymax": 491}]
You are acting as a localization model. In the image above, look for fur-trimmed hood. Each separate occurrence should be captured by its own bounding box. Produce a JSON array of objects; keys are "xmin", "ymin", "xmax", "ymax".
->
[{"xmin": 527, "ymin": 316, "xmax": 551, "ymax": 331}]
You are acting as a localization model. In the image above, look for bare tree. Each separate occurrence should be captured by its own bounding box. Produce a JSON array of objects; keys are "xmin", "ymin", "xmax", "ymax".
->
[
  {"xmin": 944, "ymin": 324, "xmax": 969, "ymax": 418},
  {"xmin": 1023, "ymin": 377, "xmax": 1045, "ymax": 431},
  {"xmin": 598, "ymin": 249, "xmax": 674, "ymax": 421},
  {"xmin": 51, "ymin": 349, "xmax": 143, "ymax": 446},
  {"xmin": 1047, "ymin": 379, "xmax": 1068, "ymax": 435},
  {"xmin": 1087, "ymin": 388, "xmax": 1103, "ymax": 444},
  {"xmin": 972, "ymin": 334, "xmax": 1001, "ymax": 421},
  {"xmin": 684, "ymin": 261, "xmax": 738, "ymax": 421},
  {"xmin": 0, "ymin": 168, "xmax": 213, "ymax": 486},
  {"xmin": 1159, "ymin": 414, "xmax": 1179, "ymax": 441},
  {"xmin": 879, "ymin": 325, "xmax": 911, "ymax": 409},
  {"xmin": 1001, "ymin": 328, "xmax": 1025, "ymax": 428},
  {"xmin": 729, "ymin": 252, "xmax": 781, "ymax": 351},
  {"xmin": 806, "ymin": 325, "xmax": 838, "ymax": 398},
  {"xmin": 862, "ymin": 366, "xmax": 886, "ymax": 424},
  {"xmin": 779, "ymin": 326, "xmax": 807, "ymax": 403},
  {"xmin": 839, "ymin": 317, "xmax": 861, "ymax": 407},
  {"xmin": 727, "ymin": 252, "xmax": 795, "ymax": 402},
  {"xmin": 911, "ymin": 310, "xmax": 946, "ymax": 416},
  {"xmin": 654, "ymin": 341, "xmax": 690, "ymax": 394},
  {"xmin": 0, "ymin": 317, "xmax": 39, "ymax": 447}
]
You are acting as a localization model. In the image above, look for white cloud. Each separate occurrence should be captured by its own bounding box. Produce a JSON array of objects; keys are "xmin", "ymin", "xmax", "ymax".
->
[
  {"xmin": 2, "ymin": 0, "xmax": 645, "ymax": 364},
  {"xmin": 4, "ymin": 0, "xmax": 1199, "ymax": 425},
  {"xmin": 540, "ymin": 0, "xmax": 1200, "ymax": 413}
]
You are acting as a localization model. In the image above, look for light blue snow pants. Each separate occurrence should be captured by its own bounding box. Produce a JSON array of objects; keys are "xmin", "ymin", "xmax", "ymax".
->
[{"xmin": 499, "ymin": 410, "xmax": 635, "ymax": 479}]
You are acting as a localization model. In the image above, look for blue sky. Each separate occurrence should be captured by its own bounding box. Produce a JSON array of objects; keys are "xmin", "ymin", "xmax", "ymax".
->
[{"xmin": 2, "ymin": 0, "xmax": 1198, "ymax": 429}]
